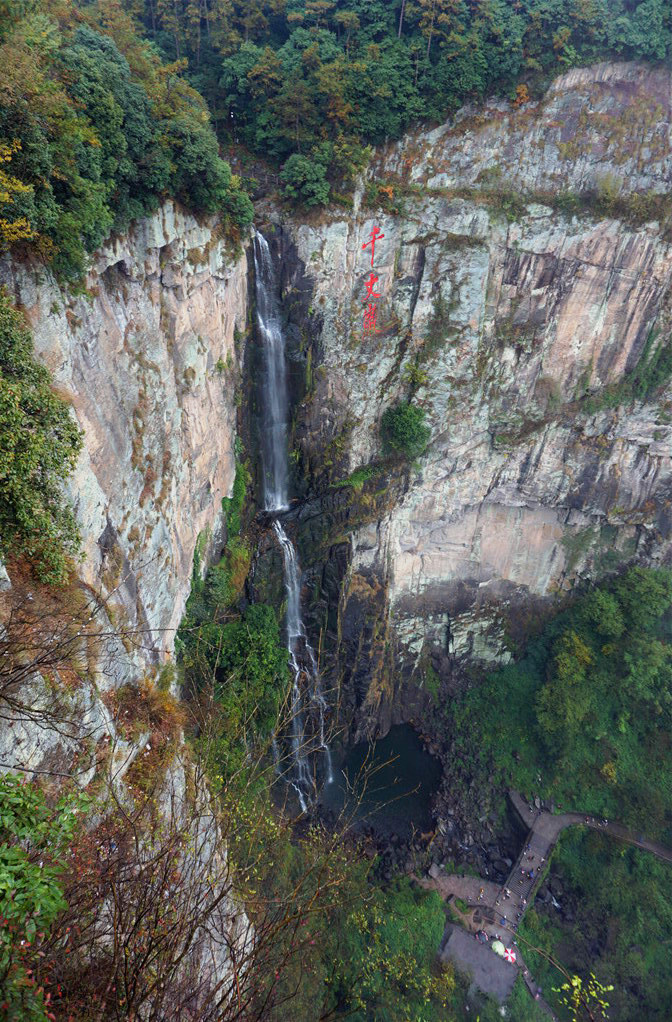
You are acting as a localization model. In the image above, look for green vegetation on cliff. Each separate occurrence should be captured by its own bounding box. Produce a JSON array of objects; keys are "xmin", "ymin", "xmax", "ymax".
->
[
  {"xmin": 177, "ymin": 463, "xmax": 459, "ymax": 1022},
  {"xmin": 0, "ymin": 292, "xmax": 81, "ymax": 582},
  {"xmin": 454, "ymin": 566, "xmax": 672, "ymax": 840},
  {"xmin": 137, "ymin": 0, "xmax": 672, "ymax": 204},
  {"xmin": 381, "ymin": 400, "xmax": 430, "ymax": 459},
  {"xmin": 178, "ymin": 459, "xmax": 288, "ymax": 777},
  {"xmin": 0, "ymin": 1, "xmax": 252, "ymax": 280},
  {"xmin": 580, "ymin": 327, "xmax": 672, "ymax": 412},
  {"xmin": 239, "ymin": 842, "xmax": 454, "ymax": 1022},
  {"xmin": 0, "ymin": 773, "xmax": 87, "ymax": 1021}
]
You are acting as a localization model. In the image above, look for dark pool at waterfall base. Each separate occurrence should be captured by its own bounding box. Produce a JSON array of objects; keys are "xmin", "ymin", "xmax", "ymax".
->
[{"xmin": 318, "ymin": 724, "xmax": 442, "ymax": 839}]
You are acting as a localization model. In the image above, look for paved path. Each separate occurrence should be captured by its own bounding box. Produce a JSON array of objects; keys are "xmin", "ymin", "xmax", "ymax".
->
[
  {"xmin": 424, "ymin": 792, "xmax": 672, "ymax": 1016},
  {"xmin": 497, "ymin": 791, "xmax": 672, "ymax": 940},
  {"xmin": 420, "ymin": 788, "xmax": 665, "ymax": 1013},
  {"xmin": 509, "ymin": 790, "xmax": 672, "ymax": 865},
  {"xmin": 418, "ymin": 873, "xmax": 500, "ymax": 912},
  {"xmin": 440, "ymin": 924, "xmax": 517, "ymax": 1003}
]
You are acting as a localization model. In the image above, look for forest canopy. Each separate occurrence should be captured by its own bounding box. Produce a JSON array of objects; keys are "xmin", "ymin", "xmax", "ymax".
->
[
  {"xmin": 0, "ymin": 0, "xmax": 252, "ymax": 279},
  {"xmin": 454, "ymin": 566, "xmax": 672, "ymax": 841},
  {"xmin": 1, "ymin": 1, "xmax": 670, "ymax": 259},
  {"xmin": 137, "ymin": 0, "xmax": 672, "ymax": 203}
]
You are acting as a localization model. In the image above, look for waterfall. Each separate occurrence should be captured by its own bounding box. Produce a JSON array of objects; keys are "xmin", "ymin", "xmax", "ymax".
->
[
  {"xmin": 253, "ymin": 233, "xmax": 333, "ymax": 809},
  {"xmin": 254, "ymin": 233, "xmax": 290, "ymax": 512}
]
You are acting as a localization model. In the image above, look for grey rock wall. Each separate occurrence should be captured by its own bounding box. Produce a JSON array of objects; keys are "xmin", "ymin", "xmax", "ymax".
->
[
  {"xmin": 1, "ymin": 200, "xmax": 247, "ymax": 662},
  {"xmin": 0, "ymin": 203, "xmax": 250, "ymax": 1004},
  {"xmin": 276, "ymin": 61, "xmax": 672, "ymax": 732}
]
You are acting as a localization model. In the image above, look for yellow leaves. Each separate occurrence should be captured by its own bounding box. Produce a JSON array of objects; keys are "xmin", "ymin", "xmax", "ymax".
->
[
  {"xmin": 0, "ymin": 216, "xmax": 34, "ymax": 245},
  {"xmin": 158, "ymin": 58, "xmax": 189, "ymax": 77},
  {"xmin": 0, "ymin": 140, "xmax": 35, "ymax": 248}
]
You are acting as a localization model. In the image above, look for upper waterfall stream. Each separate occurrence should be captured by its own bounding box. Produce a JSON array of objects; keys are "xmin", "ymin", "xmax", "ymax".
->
[{"xmin": 253, "ymin": 233, "xmax": 333, "ymax": 810}]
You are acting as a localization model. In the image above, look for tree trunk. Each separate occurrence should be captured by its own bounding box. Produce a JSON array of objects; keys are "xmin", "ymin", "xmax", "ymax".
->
[
  {"xmin": 398, "ymin": 0, "xmax": 406, "ymax": 38},
  {"xmin": 426, "ymin": 1, "xmax": 436, "ymax": 58},
  {"xmin": 173, "ymin": 0, "xmax": 181, "ymax": 58}
]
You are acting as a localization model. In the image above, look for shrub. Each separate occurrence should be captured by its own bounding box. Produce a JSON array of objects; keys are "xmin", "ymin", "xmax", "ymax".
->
[
  {"xmin": 109, "ymin": 680, "xmax": 185, "ymax": 744},
  {"xmin": 332, "ymin": 465, "xmax": 382, "ymax": 491},
  {"xmin": 221, "ymin": 459, "xmax": 250, "ymax": 539},
  {"xmin": 207, "ymin": 536, "xmax": 251, "ymax": 609},
  {"xmin": 0, "ymin": 292, "xmax": 82, "ymax": 582},
  {"xmin": 0, "ymin": 773, "xmax": 88, "ymax": 1021},
  {"xmin": 186, "ymin": 603, "xmax": 289, "ymax": 758},
  {"xmin": 381, "ymin": 401, "xmax": 431, "ymax": 459},
  {"xmin": 581, "ymin": 328, "xmax": 672, "ymax": 412}
]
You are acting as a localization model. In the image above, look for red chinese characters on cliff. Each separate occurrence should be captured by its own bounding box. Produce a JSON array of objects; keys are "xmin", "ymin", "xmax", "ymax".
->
[{"xmin": 361, "ymin": 226, "xmax": 384, "ymax": 334}]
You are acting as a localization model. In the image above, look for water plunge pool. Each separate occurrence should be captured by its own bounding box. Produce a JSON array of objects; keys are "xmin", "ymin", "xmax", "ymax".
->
[{"xmin": 319, "ymin": 724, "xmax": 442, "ymax": 840}]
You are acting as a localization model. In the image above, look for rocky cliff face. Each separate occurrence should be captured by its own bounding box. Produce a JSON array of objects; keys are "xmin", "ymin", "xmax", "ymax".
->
[
  {"xmin": 0, "ymin": 200, "xmax": 247, "ymax": 668},
  {"xmin": 274, "ymin": 61, "xmax": 672, "ymax": 736},
  {"xmin": 0, "ymin": 204, "xmax": 250, "ymax": 1003}
]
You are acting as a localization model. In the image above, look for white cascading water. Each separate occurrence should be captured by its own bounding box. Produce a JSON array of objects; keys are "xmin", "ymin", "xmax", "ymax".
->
[{"xmin": 253, "ymin": 233, "xmax": 333, "ymax": 809}]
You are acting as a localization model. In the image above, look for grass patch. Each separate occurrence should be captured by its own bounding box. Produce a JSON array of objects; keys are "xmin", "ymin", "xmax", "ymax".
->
[
  {"xmin": 579, "ymin": 328, "xmax": 672, "ymax": 413},
  {"xmin": 332, "ymin": 464, "xmax": 385, "ymax": 492}
]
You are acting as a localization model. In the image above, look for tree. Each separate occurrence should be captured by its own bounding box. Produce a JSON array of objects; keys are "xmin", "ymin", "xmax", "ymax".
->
[
  {"xmin": 231, "ymin": 0, "xmax": 276, "ymax": 42},
  {"xmin": 59, "ymin": 25, "xmax": 159, "ymax": 235},
  {"xmin": 305, "ymin": 1, "xmax": 335, "ymax": 29},
  {"xmin": 329, "ymin": 878, "xmax": 453, "ymax": 1020},
  {"xmin": 0, "ymin": 774, "xmax": 88, "ymax": 1022},
  {"xmin": 455, "ymin": 565, "xmax": 672, "ymax": 834},
  {"xmin": 163, "ymin": 115, "xmax": 234, "ymax": 213},
  {"xmin": 0, "ymin": 140, "xmax": 34, "ymax": 247},
  {"xmin": 552, "ymin": 973, "xmax": 614, "ymax": 1022},
  {"xmin": 280, "ymin": 152, "xmax": 330, "ymax": 206},
  {"xmin": 612, "ymin": 565, "xmax": 672, "ymax": 631},
  {"xmin": 398, "ymin": 0, "xmax": 407, "ymax": 37},
  {"xmin": 536, "ymin": 631, "xmax": 595, "ymax": 752},
  {"xmin": 411, "ymin": 0, "xmax": 467, "ymax": 59},
  {"xmin": 0, "ymin": 5, "xmax": 254, "ymax": 277},
  {"xmin": 334, "ymin": 10, "xmax": 360, "ymax": 53}
]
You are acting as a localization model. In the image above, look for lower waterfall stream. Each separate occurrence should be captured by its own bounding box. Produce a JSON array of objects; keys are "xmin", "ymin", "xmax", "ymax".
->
[{"xmin": 253, "ymin": 232, "xmax": 333, "ymax": 810}]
